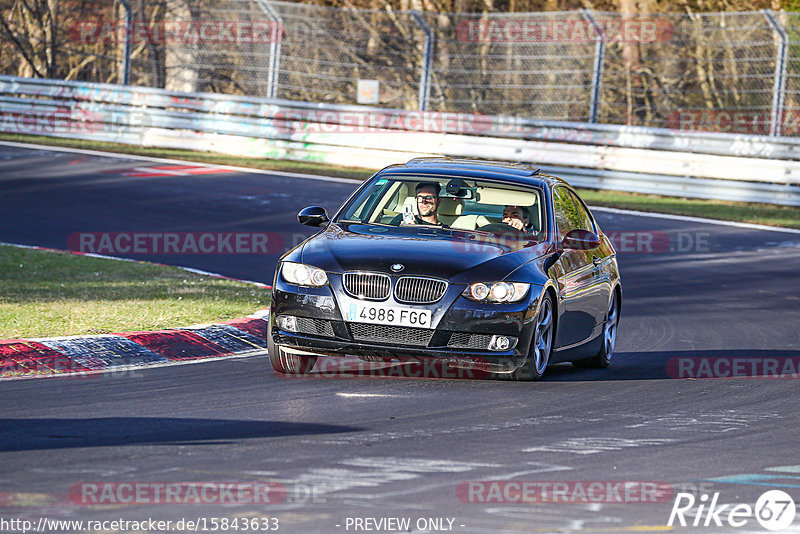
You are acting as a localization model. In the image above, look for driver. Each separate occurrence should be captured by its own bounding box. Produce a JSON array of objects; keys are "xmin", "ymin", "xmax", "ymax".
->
[
  {"xmin": 394, "ymin": 182, "xmax": 449, "ymax": 227},
  {"xmin": 501, "ymin": 205, "xmax": 531, "ymax": 231}
]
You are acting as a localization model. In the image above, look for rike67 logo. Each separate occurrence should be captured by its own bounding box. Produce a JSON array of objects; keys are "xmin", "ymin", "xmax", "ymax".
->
[{"xmin": 668, "ymin": 490, "xmax": 796, "ymax": 531}]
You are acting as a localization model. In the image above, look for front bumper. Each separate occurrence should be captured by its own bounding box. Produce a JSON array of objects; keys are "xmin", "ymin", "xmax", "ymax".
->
[{"xmin": 270, "ymin": 275, "xmax": 540, "ymax": 373}]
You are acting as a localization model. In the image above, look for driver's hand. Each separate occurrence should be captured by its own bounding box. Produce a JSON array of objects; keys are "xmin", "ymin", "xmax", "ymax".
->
[{"xmin": 502, "ymin": 217, "xmax": 525, "ymax": 231}]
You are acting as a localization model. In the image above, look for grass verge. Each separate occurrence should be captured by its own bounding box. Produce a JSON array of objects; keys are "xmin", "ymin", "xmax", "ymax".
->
[
  {"xmin": 0, "ymin": 244, "xmax": 270, "ymax": 339},
  {"xmin": 1, "ymin": 133, "xmax": 798, "ymax": 229}
]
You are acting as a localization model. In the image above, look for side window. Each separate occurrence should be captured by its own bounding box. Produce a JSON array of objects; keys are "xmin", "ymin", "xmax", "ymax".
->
[
  {"xmin": 569, "ymin": 191, "xmax": 596, "ymax": 233},
  {"xmin": 552, "ymin": 187, "xmax": 581, "ymax": 241}
]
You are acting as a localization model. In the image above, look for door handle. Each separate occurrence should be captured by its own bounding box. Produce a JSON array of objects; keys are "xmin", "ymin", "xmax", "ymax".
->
[{"xmin": 592, "ymin": 256, "xmax": 602, "ymax": 267}]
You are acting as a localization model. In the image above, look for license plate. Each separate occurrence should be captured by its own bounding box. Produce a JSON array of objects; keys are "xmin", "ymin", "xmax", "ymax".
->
[{"xmin": 347, "ymin": 303, "xmax": 431, "ymax": 328}]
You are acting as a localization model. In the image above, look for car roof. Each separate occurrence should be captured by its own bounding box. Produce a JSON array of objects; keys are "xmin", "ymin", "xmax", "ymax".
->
[{"xmin": 376, "ymin": 157, "xmax": 569, "ymax": 189}]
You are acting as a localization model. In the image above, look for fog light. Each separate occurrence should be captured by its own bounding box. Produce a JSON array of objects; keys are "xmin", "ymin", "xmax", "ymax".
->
[
  {"xmin": 277, "ymin": 315, "xmax": 298, "ymax": 332},
  {"xmin": 488, "ymin": 335, "xmax": 517, "ymax": 351}
]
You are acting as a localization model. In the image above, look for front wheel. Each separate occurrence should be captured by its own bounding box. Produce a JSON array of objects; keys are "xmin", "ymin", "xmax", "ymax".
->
[
  {"xmin": 512, "ymin": 293, "xmax": 554, "ymax": 381},
  {"xmin": 574, "ymin": 291, "xmax": 618, "ymax": 369},
  {"xmin": 267, "ymin": 319, "xmax": 317, "ymax": 375}
]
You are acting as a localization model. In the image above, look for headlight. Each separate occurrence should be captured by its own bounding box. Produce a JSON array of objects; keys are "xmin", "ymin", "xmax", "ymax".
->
[
  {"xmin": 463, "ymin": 282, "xmax": 529, "ymax": 303},
  {"xmin": 281, "ymin": 262, "xmax": 328, "ymax": 287}
]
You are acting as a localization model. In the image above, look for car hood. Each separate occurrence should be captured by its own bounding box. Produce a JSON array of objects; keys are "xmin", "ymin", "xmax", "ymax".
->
[{"xmin": 298, "ymin": 223, "xmax": 551, "ymax": 283}]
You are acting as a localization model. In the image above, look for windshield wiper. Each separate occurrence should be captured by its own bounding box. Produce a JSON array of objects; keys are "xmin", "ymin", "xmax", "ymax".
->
[{"xmin": 338, "ymin": 220, "xmax": 397, "ymax": 228}]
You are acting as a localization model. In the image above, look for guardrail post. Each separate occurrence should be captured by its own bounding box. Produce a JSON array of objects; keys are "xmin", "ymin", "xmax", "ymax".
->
[
  {"xmin": 581, "ymin": 9, "xmax": 605, "ymax": 124},
  {"xmin": 117, "ymin": 0, "xmax": 132, "ymax": 85},
  {"xmin": 255, "ymin": 0, "xmax": 282, "ymax": 99},
  {"xmin": 410, "ymin": 10, "xmax": 433, "ymax": 111},
  {"xmin": 763, "ymin": 10, "xmax": 788, "ymax": 137}
]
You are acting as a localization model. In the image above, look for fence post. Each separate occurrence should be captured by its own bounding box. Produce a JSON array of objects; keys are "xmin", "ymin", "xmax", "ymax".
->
[
  {"xmin": 410, "ymin": 10, "xmax": 433, "ymax": 111},
  {"xmin": 763, "ymin": 10, "xmax": 788, "ymax": 137},
  {"xmin": 255, "ymin": 0, "xmax": 282, "ymax": 100},
  {"xmin": 581, "ymin": 9, "xmax": 605, "ymax": 124},
  {"xmin": 117, "ymin": 0, "xmax": 132, "ymax": 85}
]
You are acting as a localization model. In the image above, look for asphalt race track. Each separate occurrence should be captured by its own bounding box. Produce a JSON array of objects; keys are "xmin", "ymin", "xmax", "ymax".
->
[{"xmin": 1, "ymin": 142, "xmax": 800, "ymax": 533}]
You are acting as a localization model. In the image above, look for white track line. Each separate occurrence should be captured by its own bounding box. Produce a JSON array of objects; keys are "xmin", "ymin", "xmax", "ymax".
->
[
  {"xmin": 0, "ymin": 140, "xmax": 360, "ymax": 183},
  {"xmin": 2, "ymin": 139, "xmax": 798, "ymax": 233},
  {"xmin": 591, "ymin": 206, "xmax": 800, "ymax": 235},
  {"xmin": 336, "ymin": 393, "xmax": 397, "ymax": 398}
]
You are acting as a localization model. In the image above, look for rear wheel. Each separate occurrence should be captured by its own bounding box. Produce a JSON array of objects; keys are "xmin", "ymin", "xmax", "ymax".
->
[
  {"xmin": 512, "ymin": 293, "xmax": 554, "ymax": 381},
  {"xmin": 573, "ymin": 291, "xmax": 618, "ymax": 369},
  {"xmin": 267, "ymin": 319, "xmax": 317, "ymax": 375}
]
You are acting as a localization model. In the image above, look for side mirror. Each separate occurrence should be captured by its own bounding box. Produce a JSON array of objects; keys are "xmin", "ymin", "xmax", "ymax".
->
[
  {"xmin": 562, "ymin": 228, "xmax": 600, "ymax": 250},
  {"xmin": 297, "ymin": 206, "xmax": 329, "ymax": 227}
]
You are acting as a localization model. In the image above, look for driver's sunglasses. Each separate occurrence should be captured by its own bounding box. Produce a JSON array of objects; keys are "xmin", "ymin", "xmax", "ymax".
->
[{"xmin": 416, "ymin": 195, "xmax": 437, "ymax": 204}]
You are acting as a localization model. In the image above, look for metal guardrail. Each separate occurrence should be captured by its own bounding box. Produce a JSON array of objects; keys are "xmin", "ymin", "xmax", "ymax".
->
[{"xmin": 1, "ymin": 75, "xmax": 799, "ymax": 206}]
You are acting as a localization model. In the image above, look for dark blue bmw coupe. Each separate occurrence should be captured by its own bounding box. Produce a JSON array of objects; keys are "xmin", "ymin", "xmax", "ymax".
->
[{"xmin": 268, "ymin": 158, "xmax": 621, "ymax": 380}]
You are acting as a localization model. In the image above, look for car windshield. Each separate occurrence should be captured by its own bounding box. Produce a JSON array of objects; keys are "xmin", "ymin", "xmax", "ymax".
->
[{"xmin": 337, "ymin": 175, "xmax": 545, "ymax": 237}]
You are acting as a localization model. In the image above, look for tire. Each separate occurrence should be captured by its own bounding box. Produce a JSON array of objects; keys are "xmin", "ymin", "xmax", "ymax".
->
[
  {"xmin": 573, "ymin": 290, "xmax": 619, "ymax": 369},
  {"xmin": 267, "ymin": 319, "xmax": 317, "ymax": 375},
  {"xmin": 512, "ymin": 292, "xmax": 554, "ymax": 381}
]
